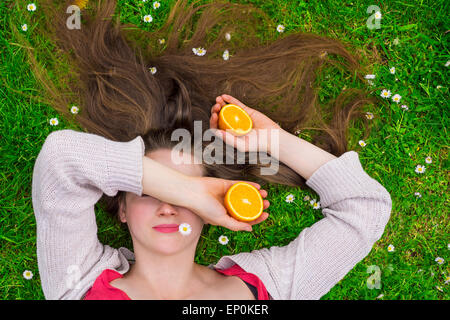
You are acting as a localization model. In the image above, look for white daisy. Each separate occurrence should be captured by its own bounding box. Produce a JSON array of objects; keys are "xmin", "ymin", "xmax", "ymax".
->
[
  {"xmin": 152, "ymin": 1, "xmax": 161, "ymax": 9},
  {"xmin": 389, "ymin": 67, "xmax": 396, "ymax": 74},
  {"xmin": 359, "ymin": 140, "xmax": 366, "ymax": 147},
  {"xmin": 436, "ymin": 286, "xmax": 443, "ymax": 292},
  {"xmin": 195, "ymin": 47, "xmax": 206, "ymax": 56},
  {"xmin": 391, "ymin": 94, "xmax": 402, "ymax": 104},
  {"xmin": 223, "ymin": 49, "xmax": 229, "ymax": 61},
  {"xmin": 445, "ymin": 61, "xmax": 450, "ymax": 67},
  {"xmin": 276, "ymin": 24, "xmax": 285, "ymax": 33},
  {"xmin": 374, "ymin": 11, "xmax": 382, "ymax": 19},
  {"xmin": 415, "ymin": 165, "xmax": 426, "ymax": 174},
  {"xmin": 21, "ymin": 24, "xmax": 28, "ymax": 31},
  {"xmin": 414, "ymin": 192, "xmax": 422, "ymax": 198},
  {"xmin": 23, "ymin": 270, "xmax": 33, "ymax": 280},
  {"xmin": 225, "ymin": 32, "xmax": 231, "ymax": 41},
  {"xmin": 179, "ymin": 223, "xmax": 192, "ymax": 236},
  {"xmin": 365, "ymin": 112, "xmax": 374, "ymax": 120},
  {"xmin": 376, "ymin": 293, "xmax": 384, "ymax": 299},
  {"xmin": 312, "ymin": 201, "xmax": 321, "ymax": 209},
  {"xmin": 303, "ymin": 195, "xmax": 310, "ymax": 201},
  {"xmin": 435, "ymin": 257, "xmax": 445, "ymax": 265},
  {"xmin": 393, "ymin": 38, "xmax": 400, "ymax": 45},
  {"xmin": 447, "ymin": 243, "xmax": 450, "ymax": 250},
  {"xmin": 143, "ymin": 15, "xmax": 153, "ymax": 23},
  {"xmin": 192, "ymin": 47, "xmax": 198, "ymax": 55},
  {"xmin": 380, "ymin": 89, "xmax": 391, "ymax": 98},
  {"xmin": 425, "ymin": 156, "xmax": 432, "ymax": 164},
  {"xmin": 444, "ymin": 276, "xmax": 450, "ymax": 285},
  {"xmin": 49, "ymin": 118, "xmax": 59, "ymax": 126},
  {"xmin": 387, "ymin": 244, "xmax": 395, "ymax": 252},
  {"xmin": 285, "ymin": 194, "xmax": 295, "ymax": 203},
  {"xmin": 401, "ymin": 104, "xmax": 409, "ymax": 111},
  {"xmin": 436, "ymin": 85, "xmax": 442, "ymax": 89},
  {"xmin": 70, "ymin": 106, "xmax": 79, "ymax": 114},
  {"xmin": 367, "ymin": 80, "xmax": 375, "ymax": 86},
  {"xmin": 310, "ymin": 199, "xmax": 317, "ymax": 205},
  {"xmin": 27, "ymin": 3, "xmax": 36, "ymax": 11},
  {"xmin": 364, "ymin": 74, "xmax": 376, "ymax": 79},
  {"xmin": 218, "ymin": 235, "xmax": 229, "ymax": 245},
  {"xmin": 149, "ymin": 66, "xmax": 157, "ymax": 75},
  {"xmin": 158, "ymin": 38, "xmax": 165, "ymax": 44}
]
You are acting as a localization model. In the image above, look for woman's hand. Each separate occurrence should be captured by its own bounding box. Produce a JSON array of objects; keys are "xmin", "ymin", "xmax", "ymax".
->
[
  {"xmin": 185, "ymin": 175, "xmax": 270, "ymax": 232},
  {"xmin": 209, "ymin": 94, "xmax": 281, "ymax": 154}
]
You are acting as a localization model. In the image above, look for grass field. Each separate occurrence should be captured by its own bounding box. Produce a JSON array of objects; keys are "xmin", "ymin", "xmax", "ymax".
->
[{"xmin": 0, "ymin": 0, "xmax": 448, "ymax": 299}]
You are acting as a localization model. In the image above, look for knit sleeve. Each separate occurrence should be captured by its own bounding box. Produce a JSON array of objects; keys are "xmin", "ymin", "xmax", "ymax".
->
[
  {"xmin": 213, "ymin": 151, "xmax": 392, "ymax": 300},
  {"xmin": 31, "ymin": 129, "xmax": 145, "ymax": 299}
]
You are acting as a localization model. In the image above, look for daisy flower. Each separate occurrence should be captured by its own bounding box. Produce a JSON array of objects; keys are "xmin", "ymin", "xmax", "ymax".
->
[
  {"xmin": 222, "ymin": 49, "xmax": 229, "ymax": 61},
  {"xmin": 23, "ymin": 270, "xmax": 33, "ymax": 280},
  {"xmin": 445, "ymin": 61, "xmax": 450, "ymax": 67},
  {"xmin": 21, "ymin": 24, "xmax": 28, "ymax": 31},
  {"xmin": 389, "ymin": 67, "xmax": 396, "ymax": 74},
  {"xmin": 364, "ymin": 74, "xmax": 376, "ymax": 80},
  {"xmin": 359, "ymin": 140, "xmax": 366, "ymax": 147},
  {"xmin": 49, "ymin": 118, "xmax": 59, "ymax": 126},
  {"xmin": 393, "ymin": 38, "xmax": 400, "ymax": 45},
  {"xmin": 158, "ymin": 38, "xmax": 165, "ymax": 44},
  {"xmin": 149, "ymin": 66, "xmax": 157, "ymax": 75},
  {"xmin": 276, "ymin": 24, "xmax": 285, "ymax": 33},
  {"xmin": 380, "ymin": 89, "xmax": 391, "ymax": 98},
  {"xmin": 401, "ymin": 104, "xmax": 409, "ymax": 111},
  {"xmin": 367, "ymin": 80, "xmax": 374, "ymax": 86},
  {"xmin": 365, "ymin": 112, "xmax": 374, "ymax": 120},
  {"xmin": 152, "ymin": 1, "xmax": 161, "ymax": 9},
  {"xmin": 447, "ymin": 243, "xmax": 450, "ymax": 250},
  {"xmin": 179, "ymin": 223, "xmax": 192, "ymax": 236},
  {"xmin": 310, "ymin": 199, "xmax": 317, "ymax": 206},
  {"xmin": 414, "ymin": 192, "xmax": 422, "ymax": 198},
  {"xmin": 218, "ymin": 235, "xmax": 229, "ymax": 245},
  {"xmin": 391, "ymin": 94, "xmax": 402, "ymax": 104},
  {"xmin": 143, "ymin": 15, "xmax": 153, "ymax": 23},
  {"xmin": 445, "ymin": 276, "xmax": 450, "ymax": 285},
  {"xmin": 376, "ymin": 293, "xmax": 384, "ymax": 299},
  {"xmin": 436, "ymin": 286, "xmax": 443, "ymax": 292},
  {"xmin": 374, "ymin": 11, "xmax": 382, "ymax": 19},
  {"xmin": 387, "ymin": 244, "xmax": 395, "ymax": 252},
  {"xmin": 303, "ymin": 195, "xmax": 310, "ymax": 201},
  {"xmin": 425, "ymin": 156, "xmax": 432, "ymax": 164},
  {"xmin": 285, "ymin": 194, "xmax": 295, "ymax": 203},
  {"xmin": 27, "ymin": 3, "xmax": 37, "ymax": 11},
  {"xmin": 196, "ymin": 47, "xmax": 207, "ymax": 56},
  {"xmin": 225, "ymin": 32, "xmax": 231, "ymax": 41},
  {"xmin": 312, "ymin": 201, "xmax": 321, "ymax": 209},
  {"xmin": 192, "ymin": 47, "xmax": 198, "ymax": 55},
  {"xmin": 435, "ymin": 257, "xmax": 445, "ymax": 265},
  {"xmin": 70, "ymin": 106, "xmax": 79, "ymax": 114},
  {"xmin": 415, "ymin": 165, "xmax": 426, "ymax": 174}
]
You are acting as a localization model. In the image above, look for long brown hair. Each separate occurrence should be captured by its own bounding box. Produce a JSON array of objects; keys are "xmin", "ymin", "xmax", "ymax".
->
[{"xmin": 16, "ymin": 0, "xmax": 376, "ymax": 223}]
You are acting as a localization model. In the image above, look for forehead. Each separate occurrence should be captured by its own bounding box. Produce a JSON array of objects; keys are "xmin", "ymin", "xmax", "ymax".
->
[{"xmin": 146, "ymin": 148, "xmax": 204, "ymax": 177}]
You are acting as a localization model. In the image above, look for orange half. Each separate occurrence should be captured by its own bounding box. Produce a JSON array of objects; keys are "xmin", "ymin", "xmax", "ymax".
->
[
  {"xmin": 218, "ymin": 104, "xmax": 253, "ymax": 136},
  {"xmin": 224, "ymin": 182, "xmax": 263, "ymax": 222}
]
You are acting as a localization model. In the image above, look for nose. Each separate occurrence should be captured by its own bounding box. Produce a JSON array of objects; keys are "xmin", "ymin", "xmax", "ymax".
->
[{"xmin": 156, "ymin": 202, "xmax": 178, "ymax": 217}]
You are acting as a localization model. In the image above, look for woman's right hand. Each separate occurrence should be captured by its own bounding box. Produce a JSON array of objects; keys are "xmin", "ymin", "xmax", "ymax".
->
[{"xmin": 209, "ymin": 94, "xmax": 281, "ymax": 154}]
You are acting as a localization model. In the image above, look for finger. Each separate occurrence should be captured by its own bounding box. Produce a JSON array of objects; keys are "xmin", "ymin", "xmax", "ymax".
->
[
  {"xmin": 211, "ymin": 103, "xmax": 221, "ymax": 115},
  {"xmin": 263, "ymin": 199, "xmax": 270, "ymax": 209},
  {"xmin": 259, "ymin": 189, "xmax": 268, "ymax": 198},
  {"xmin": 216, "ymin": 96, "xmax": 227, "ymax": 107},
  {"xmin": 248, "ymin": 212, "xmax": 269, "ymax": 226},
  {"xmin": 221, "ymin": 94, "xmax": 256, "ymax": 117},
  {"xmin": 224, "ymin": 216, "xmax": 252, "ymax": 232},
  {"xmin": 209, "ymin": 112, "xmax": 218, "ymax": 129}
]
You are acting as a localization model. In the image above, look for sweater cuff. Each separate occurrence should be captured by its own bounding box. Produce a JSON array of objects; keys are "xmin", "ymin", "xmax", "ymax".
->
[
  {"xmin": 305, "ymin": 151, "xmax": 390, "ymax": 208},
  {"xmin": 104, "ymin": 135, "xmax": 145, "ymax": 197}
]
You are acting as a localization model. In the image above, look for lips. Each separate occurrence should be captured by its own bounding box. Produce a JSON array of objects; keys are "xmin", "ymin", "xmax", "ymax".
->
[{"xmin": 153, "ymin": 224, "xmax": 179, "ymax": 233}]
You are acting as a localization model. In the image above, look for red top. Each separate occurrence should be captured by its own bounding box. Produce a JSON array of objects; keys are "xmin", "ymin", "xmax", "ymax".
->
[{"xmin": 83, "ymin": 264, "xmax": 270, "ymax": 300}]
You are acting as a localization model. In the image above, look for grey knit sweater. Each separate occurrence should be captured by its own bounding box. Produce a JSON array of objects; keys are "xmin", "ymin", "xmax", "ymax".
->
[{"xmin": 31, "ymin": 129, "xmax": 392, "ymax": 300}]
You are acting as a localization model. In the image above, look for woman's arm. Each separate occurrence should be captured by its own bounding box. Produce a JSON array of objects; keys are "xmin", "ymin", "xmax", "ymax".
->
[{"xmin": 32, "ymin": 129, "xmax": 145, "ymax": 299}]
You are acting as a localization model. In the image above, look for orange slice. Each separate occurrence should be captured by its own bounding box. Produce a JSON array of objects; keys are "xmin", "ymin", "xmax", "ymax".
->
[
  {"xmin": 224, "ymin": 182, "xmax": 263, "ymax": 222},
  {"xmin": 218, "ymin": 104, "xmax": 253, "ymax": 136}
]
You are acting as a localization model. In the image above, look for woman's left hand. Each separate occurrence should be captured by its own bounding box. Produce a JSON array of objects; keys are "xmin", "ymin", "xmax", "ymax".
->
[{"xmin": 185, "ymin": 175, "xmax": 270, "ymax": 232}]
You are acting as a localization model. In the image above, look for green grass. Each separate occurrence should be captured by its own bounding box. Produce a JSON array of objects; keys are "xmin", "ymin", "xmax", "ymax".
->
[{"xmin": 0, "ymin": 0, "xmax": 448, "ymax": 300}]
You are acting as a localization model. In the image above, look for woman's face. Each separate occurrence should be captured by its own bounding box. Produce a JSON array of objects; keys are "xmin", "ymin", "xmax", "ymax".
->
[{"xmin": 119, "ymin": 148, "xmax": 205, "ymax": 256}]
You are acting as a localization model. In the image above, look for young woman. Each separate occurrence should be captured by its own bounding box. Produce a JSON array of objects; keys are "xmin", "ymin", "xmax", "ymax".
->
[{"xmin": 27, "ymin": 0, "xmax": 391, "ymax": 299}]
